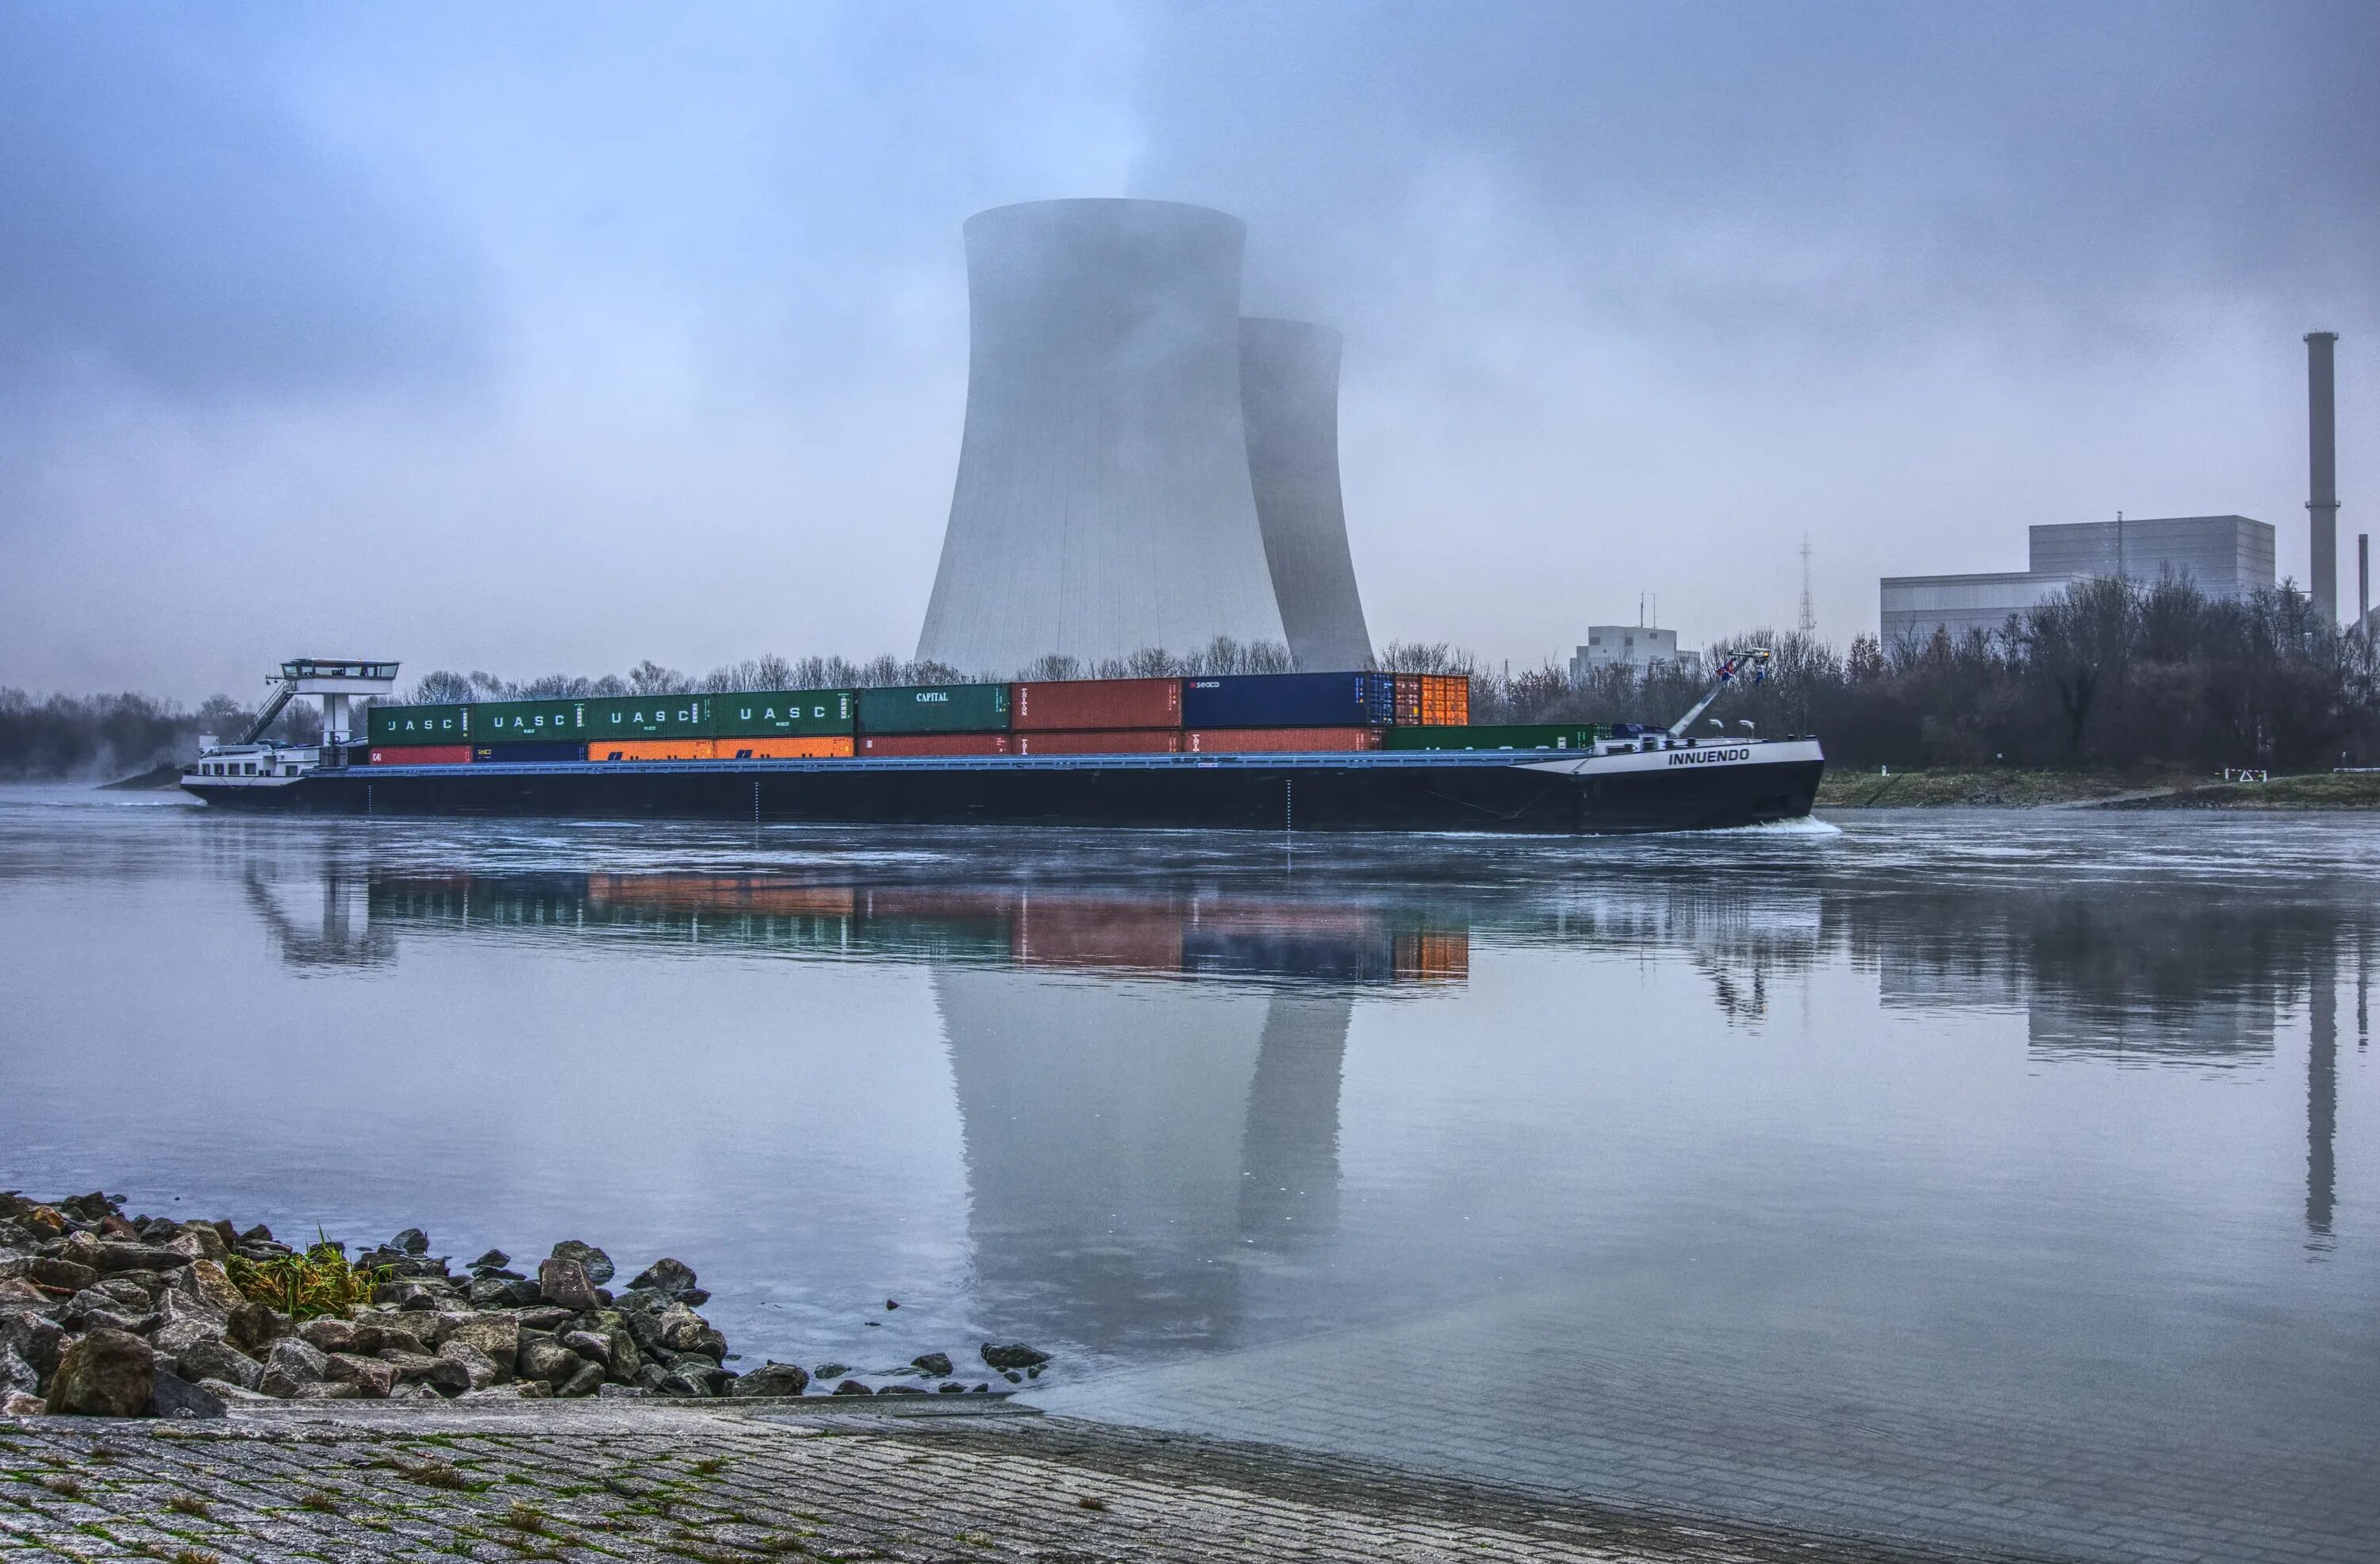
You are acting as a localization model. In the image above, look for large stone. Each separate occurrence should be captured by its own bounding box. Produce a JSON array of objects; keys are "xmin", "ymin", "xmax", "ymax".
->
[
  {"xmin": 4, "ymin": 1389, "xmax": 48, "ymax": 1416},
  {"xmin": 555, "ymin": 1360, "xmax": 605, "ymax": 1398},
  {"xmin": 60, "ymin": 1289, "xmax": 151, "ymax": 1335},
  {"xmin": 654, "ymin": 1303, "xmax": 725, "ymax": 1358},
  {"xmin": 548, "ymin": 1241, "xmax": 614, "ymax": 1285},
  {"xmin": 604, "ymin": 1328, "xmax": 642, "ymax": 1382},
  {"xmin": 45, "ymin": 1329, "xmax": 154, "ymax": 1416},
  {"xmin": 3, "ymin": 1313, "xmax": 64, "ymax": 1378},
  {"xmin": 175, "ymin": 1338, "xmax": 262, "ymax": 1392},
  {"xmin": 727, "ymin": 1362, "xmax": 809, "ymax": 1397},
  {"xmin": 910, "ymin": 1353, "xmax": 953, "ymax": 1378},
  {"xmin": 298, "ymin": 1318, "xmax": 359, "ymax": 1353},
  {"xmin": 656, "ymin": 1363, "xmax": 716, "ymax": 1397},
  {"xmin": 435, "ymin": 1340, "xmax": 502, "ymax": 1391},
  {"xmin": 224, "ymin": 1301, "xmax": 285, "ymax": 1355},
  {"xmin": 148, "ymin": 1370, "xmax": 225, "ymax": 1420},
  {"xmin": 170, "ymin": 1224, "xmax": 228, "ymax": 1262},
  {"xmin": 0, "ymin": 1255, "xmax": 97, "ymax": 1294},
  {"xmin": 439, "ymin": 1312, "xmax": 518, "ymax": 1374},
  {"xmin": 152, "ymin": 1288, "xmax": 225, "ymax": 1332},
  {"xmin": 374, "ymin": 1350, "xmax": 470, "ymax": 1395},
  {"xmin": 151, "ymin": 1316, "xmax": 224, "ymax": 1362},
  {"xmin": 626, "ymin": 1258, "xmax": 703, "ymax": 1302},
  {"xmin": 0, "ymin": 1343, "xmax": 38, "ymax": 1397},
  {"xmin": 367, "ymin": 1309, "xmax": 443, "ymax": 1353},
  {"xmin": 290, "ymin": 1381, "xmax": 363, "ymax": 1401},
  {"xmin": 536, "ymin": 1257, "xmax": 597, "ymax": 1312},
  {"xmin": 980, "ymin": 1342, "xmax": 1050, "ymax": 1370},
  {"xmin": 0, "ymin": 1278, "xmax": 51, "ymax": 1312},
  {"xmin": 95, "ymin": 1275, "xmax": 158, "ymax": 1308},
  {"xmin": 94, "ymin": 1242, "xmax": 188, "ymax": 1274},
  {"xmin": 256, "ymin": 1336, "xmax": 330, "ymax": 1397},
  {"xmin": 516, "ymin": 1338, "xmax": 582, "ymax": 1387},
  {"xmin": 560, "ymin": 1329, "xmax": 612, "ymax": 1367},
  {"xmin": 391, "ymin": 1228, "xmax": 429, "ymax": 1255},
  {"xmin": 180, "ymin": 1260, "xmax": 246, "ymax": 1315},
  {"xmin": 193, "ymin": 1378, "xmax": 275, "ymax": 1405},
  {"xmin": 466, "ymin": 1248, "xmax": 510, "ymax": 1271},
  {"xmin": 325, "ymin": 1354, "xmax": 397, "ymax": 1397},
  {"xmin": 465, "ymin": 1277, "xmax": 520, "ymax": 1309}
]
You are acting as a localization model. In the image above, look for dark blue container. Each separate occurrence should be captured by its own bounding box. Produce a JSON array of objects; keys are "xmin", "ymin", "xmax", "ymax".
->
[
  {"xmin": 472, "ymin": 741, "xmax": 585, "ymax": 764},
  {"xmin": 1179, "ymin": 672, "xmax": 1395, "ymax": 728}
]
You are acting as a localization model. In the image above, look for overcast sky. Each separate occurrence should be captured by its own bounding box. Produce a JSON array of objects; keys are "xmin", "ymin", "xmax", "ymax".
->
[{"xmin": 4, "ymin": 0, "xmax": 2375, "ymax": 701}]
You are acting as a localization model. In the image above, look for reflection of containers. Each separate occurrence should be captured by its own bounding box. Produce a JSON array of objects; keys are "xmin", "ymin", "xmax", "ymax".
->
[
  {"xmin": 588, "ymin": 739, "xmax": 715, "ymax": 762},
  {"xmin": 712, "ymin": 690, "xmax": 854, "ymax": 737},
  {"xmin": 472, "ymin": 741, "xmax": 586, "ymax": 763},
  {"xmin": 857, "ymin": 683, "xmax": 1012, "ymax": 734},
  {"xmin": 1186, "ymin": 728, "xmax": 1379, "ymax": 753},
  {"xmin": 369, "ymin": 744, "xmax": 470, "ymax": 766},
  {"xmin": 1384, "ymin": 722, "xmax": 1604, "ymax": 751},
  {"xmin": 1393, "ymin": 931, "xmax": 1470, "ymax": 980},
  {"xmin": 858, "ymin": 732, "xmax": 1012, "ymax": 755},
  {"xmin": 1012, "ymin": 897, "xmax": 1187, "ymax": 973},
  {"xmin": 369, "ymin": 705, "xmax": 467, "ymax": 745},
  {"xmin": 470, "ymin": 700, "xmax": 582, "ymax": 741},
  {"xmin": 1012, "ymin": 678, "xmax": 1181, "ymax": 731},
  {"xmin": 713, "ymin": 736, "xmax": 854, "ymax": 759},
  {"xmin": 1180, "ymin": 671, "xmax": 1393, "ymax": 728},
  {"xmin": 1014, "ymin": 729, "xmax": 1182, "ymax": 755},
  {"xmin": 585, "ymin": 695, "xmax": 712, "ymax": 741}
]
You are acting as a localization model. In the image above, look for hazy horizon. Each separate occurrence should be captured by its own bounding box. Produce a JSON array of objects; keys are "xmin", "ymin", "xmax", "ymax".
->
[{"xmin": 5, "ymin": 0, "xmax": 2375, "ymax": 705}]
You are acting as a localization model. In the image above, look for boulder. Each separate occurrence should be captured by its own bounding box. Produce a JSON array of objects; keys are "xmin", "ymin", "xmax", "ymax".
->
[
  {"xmin": 4, "ymin": 1313, "xmax": 65, "ymax": 1378},
  {"xmin": 224, "ymin": 1301, "xmax": 285, "ymax": 1355},
  {"xmin": 151, "ymin": 1316, "xmax": 225, "ymax": 1362},
  {"xmin": 625, "ymin": 1258, "xmax": 704, "ymax": 1303},
  {"xmin": 604, "ymin": 1328, "xmax": 643, "ymax": 1382},
  {"xmin": 179, "ymin": 1260, "xmax": 247, "ymax": 1316},
  {"xmin": 727, "ymin": 1362, "xmax": 808, "ymax": 1397},
  {"xmin": 831, "ymin": 1379, "xmax": 873, "ymax": 1397},
  {"xmin": 391, "ymin": 1228, "xmax": 429, "ymax": 1255},
  {"xmin": 325, "ymin": 1354, "xmax": 398, "ymax": 1397},
  {"xmin": 298, "ymin": 1318, "xmax": 359, "ymax": 1354},
  {"xmin": 1, "ymin": 1256, "xmax": 98, "ymax": 1294},
  {"xmin": 656, "ymin": 1363, "xmax": 716, "ymax": 1397},
  {"xmin": 94, "ymin": 1242, "xmax": 188, "ymax": 1274},
  {"xmin": 981, "ymin": 1343, "xmax": 1050, "ymax": 1370},
  {"xmin": 0, "ymin": 1278, "xmax": 52, "ymax": 1312},
  {"xmin": 148, "ymin": 1371, "xmax": 225, "ymax": 1420},
  {"xmin": 152, "ymin": 1288, "xmax": 225, "ymax": 1332},
  {"xmin": 193, "ymin": 1378, "xmax": 276, "ymax": 1405},
  {"xmin": 256, "ymin": 1337, "xmax": 331, "ymax": 1398},
  {"xmin": 0, "ymin": 1343, "xmax": 39, "ymax": 1397},
  {"xmin": 366, "ymin": 1310, "xmax": 443, "ymax": 1354},
  {"xmin": 60, "ymin": 1289, "xmax": 152, "ymax": 1335},
  {"xmin": 596, "ymin": 1383, "xmax": 653, "ymax": 1398},
  {"xmin": 654, "ymin": 1303, "xmax": 726, "ymax": 1358},
  {"xmin": 466, "ymin": 1249, "xmax": 510, "ymax": 1271},
  {"xmin": 290, "ymin": 1381, "xmax": 363, "ymax": 1401},
  {"xmin": 5, "ymin": 1389, "xmax": 49, "ymax": 1416},
  {"xmin": 536, "ymin": 1258, "xmax": 597, "ymax": 1312},
  {"xmin": 813, "ymin": 1362, "xmax": 849, "ymax": 1380},
  {"xmin": 46, "ymin": 1329, "xmax": 155, "ymax": 1416},
  {"xmin": 910, "ymin": 1352, "xmax": 953, "ymax": 1378},
  {"xmin": 514, "ymin": 1305, "xmax": 574, "ymax": 1333},
  {"xmin": 560, "ymin": 1329, "xmax": 611, "ymax": 1367},
  {"xmin": 555, "ymin": 1360, "xmax": 605, "ymax": 1398},
  {"xmin": 465, "ymin": 1278, "xmax": 520, "ymax": 1309},
  {"xmin": 440, "ymin": 1312, "xmax": 518, "ymax": 1374},
  {"xmin": 549, "ymin": 1240, "xmax": 614, "ymax": 1285},
  {"xmin": 516, "ymin": 1338, "xmax": 582, "ymax": 1387},
  {"xmin": 95, "ymin": 1275, "xmax": 159, "ymax": 1308},
  {"xmin": 435, "ymin": 1340, "xmax": 501, "ymax": 1391},
  {"xmin": 169, "ymin": 1224, "xmax": 228, "ymax": 1262},
  {"xmin": 374, "ymin": 1351, "xmax": 470, "ymax": 1395},
  {"xmin": 176, "ymin": 1338, "xmax": 262, "ymax": 1393}
]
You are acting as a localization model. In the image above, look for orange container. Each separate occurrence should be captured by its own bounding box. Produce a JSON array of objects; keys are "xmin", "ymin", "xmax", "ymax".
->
[
  {"xmin": 1185, "ymin": 728, "xmax": 1380, "ymax": 753},
  {"xmin": 1418, "ymin": 674, "xmax": 1470, "ymax": 725},
  {"xmin": 712, "ymin": 736, "xmax": 854, "ymax": 759},
  {"xmin": 589, "ymin": 739, "xmax": 716, "ymax": 762},
  {"xmin": 1014, "ymin": 729, "xmax": 1182, "ymax": 755}
]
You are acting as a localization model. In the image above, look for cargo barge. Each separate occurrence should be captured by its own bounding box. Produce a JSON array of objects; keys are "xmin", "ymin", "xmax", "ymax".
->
[{"xmin": 183, "ymin": 659, "xmax": 1823, "ymax": 834}]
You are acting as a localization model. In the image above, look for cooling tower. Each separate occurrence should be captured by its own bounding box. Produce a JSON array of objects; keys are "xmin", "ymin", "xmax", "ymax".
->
[
  {"xmin": 1240, "ymin": 318, "xmax": 1374, "ymax": 671},
  {"xmin": 917, "ymin": 200, "xmax": 1288, "ymax": 673}
]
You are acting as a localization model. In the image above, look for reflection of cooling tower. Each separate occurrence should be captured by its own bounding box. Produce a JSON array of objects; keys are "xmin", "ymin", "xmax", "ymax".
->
[
  {"xmin": 917, "ymin": 200, "xmax": 1288, "ymax": 673},
  {"xmin": 936, "ymin": 968, "xmax": 1348, "ymax": 1355},
  {"xmin": 1241, "ymin": 319, "xmax": 1373, "ymax": 671}
]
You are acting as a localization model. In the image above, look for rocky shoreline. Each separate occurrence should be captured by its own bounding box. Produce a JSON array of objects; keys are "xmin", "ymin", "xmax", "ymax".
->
[{"xmin": 1, "ymin": 1189, "xmax": 1046, "ymax": 1419}]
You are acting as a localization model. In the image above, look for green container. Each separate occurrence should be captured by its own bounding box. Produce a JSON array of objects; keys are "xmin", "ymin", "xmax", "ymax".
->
[
  {"xmin": 1384, "ymin": 723, "xmax": 1609, "ymax": 752},
  {"xmin": 370, "ymin": 704, "xmax": 469, "ymax": 746},
  {"xmin": 712, "ymin": 689, "xmax": 855, "ymax": 737},
  {"xmin": 856, "ymin": 683, "xmax": 1012, "ymax": 735},
  {"xmin": 583, "ymin": 694, "xmax": 713, "ymax": 741},
  {"xmin": 470, "ymin": 699, "xmax": 584, "ymax": 742}
]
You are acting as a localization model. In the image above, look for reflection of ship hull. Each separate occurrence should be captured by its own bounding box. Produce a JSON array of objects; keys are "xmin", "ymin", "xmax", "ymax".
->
[{"xmin": 185, "ymin": 742, "xmax": 1823, "ymax": 834}]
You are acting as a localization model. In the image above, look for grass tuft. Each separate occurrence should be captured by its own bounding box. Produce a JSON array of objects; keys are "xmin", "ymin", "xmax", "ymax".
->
[
  {"xmin": 297, "ymin": 1491, "xmax": 340, "ymax": 1513},
  {"xmin": 223, "ymin": 1240, "xmax": 389, "ymax": 1320},
  {"xmin": 40, "ymin": 1474, "xmax": 84, "ymax": 1498},
  {"xmin": 165, "ymin": 1495, "xmax": 209, "ymax": 1520},
  {"xmin": 502, "ymin": 1501, "xmax": 548, "ymax": 1533},
  {"xmin": 1075, "ymin": 1496, "xmax": 1107, "ymax": 1511}
]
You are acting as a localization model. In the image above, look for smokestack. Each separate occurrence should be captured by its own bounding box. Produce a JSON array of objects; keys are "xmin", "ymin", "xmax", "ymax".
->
[
  {"xmin": 2361, "ymin": 534, "xmax": 2370, "ymax": 632},
  {"xmin": 2308, "ymin": 331, "xmax": 2340, "ymax": 624}
]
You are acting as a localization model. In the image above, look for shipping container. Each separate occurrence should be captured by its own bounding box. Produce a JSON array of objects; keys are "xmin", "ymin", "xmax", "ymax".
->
[
  {"xmin": 1419, "ymin": 673, "xmax": 1470, "ymax": 725},
  {"xmin": 1185, "ymin": 727, "xmax": 1380, "ymax": 753},
  {"xmin": 1392, "ymin": 674, "xmax": 1422, "ymax": 724},
  {"xmin": 1180, "ymin": 671, "xmax": 1393, "ymax": 729},
  {"xmin": 584, "ymin": 694, "xmax": 712, "ymax": 742},
  {"xmin": 1383, "ymin": 723, "xmax": 1605, "ymax": 752},
  {"xmin": 858, "ymin": 732, "xmax": 1012, "ymax": 756},
  {"xmin": 471, "ymin": 741, "xmax": 585, "ymax": 763},
  {"xmin": 1011, "ymin": 677, "xmax": 1181, "ymax": 732},
  {"xmin": 588, "ymin": 739, "xmax": 715, "ymax": 762},
  {"xmin": 369, "ymin": 744, "xmax": 470, "ymax": 766},
  {"xmin": 369, "ymin": 705, "xmax": 468, "ymax": 745},
  {"xmin": 713, "ymin": 736, "xmax": 854, "ymax": 760},
  {"xmin": 470, "ymin": 699, "xmax": 582, "ymax": 742},
  {"xmin": 855, "ymin": 683, "xmax": 1011, "ymax": 734},
  {"xmin": 1013, "ymin": 728, "xmax": 1182, "ymax": 755},
  {"xmin": 712, "ymin": 690, "xmax": 854, "ymax": 737}
]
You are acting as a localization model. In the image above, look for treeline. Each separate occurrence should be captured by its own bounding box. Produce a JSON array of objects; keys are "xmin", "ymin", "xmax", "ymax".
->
[
  {"xmin": 0, "ymin": 690, "xmax": 322, "ymax": 781},
  {"xmin": 1441, "ymin": 577, "xmax": 2380, "ymax": 771}
]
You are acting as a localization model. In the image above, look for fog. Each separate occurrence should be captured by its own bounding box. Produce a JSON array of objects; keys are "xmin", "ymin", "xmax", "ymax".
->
[{"xmin": 3, "ymin": 0, "xmax": 2375, "ymax": 702}]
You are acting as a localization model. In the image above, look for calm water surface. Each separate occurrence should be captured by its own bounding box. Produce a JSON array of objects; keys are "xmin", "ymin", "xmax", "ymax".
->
[{"xmin": 1, "ymin": 786, "xmax": 2372, "ymax": 1563}]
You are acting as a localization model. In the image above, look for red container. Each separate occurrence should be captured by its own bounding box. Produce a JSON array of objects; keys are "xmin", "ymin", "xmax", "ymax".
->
[
  {"xmin": 1011, "ymin": 678, "xmax": 1182, "ymax": 731},
  {"xmin": 370, "ymin": 745, "xmax": 471, "ymax": 766},
  {"xmin": 1185, "ymin": 728, "xmax": 1380, "ymax": 753},
  {"xmin": 858, "ymin": 732, "xmax": 1013, "ymax": 756},
  {"xmin": 1014, "ymin": 729, "xmax": 1181, "ymax": 755}
]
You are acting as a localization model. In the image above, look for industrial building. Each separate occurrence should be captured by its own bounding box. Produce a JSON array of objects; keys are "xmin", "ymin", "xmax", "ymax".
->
[
  {"xmin": 1879, "ymin": 515, "xmax": 2276, "ymax": 649},
  {"xmin": 1569, "ymin": 625, "xmax": 1698, "ymax": 680},
  {"xmin": 916, "ymin": 198, "xmax": 1374, "ymax": 674}
]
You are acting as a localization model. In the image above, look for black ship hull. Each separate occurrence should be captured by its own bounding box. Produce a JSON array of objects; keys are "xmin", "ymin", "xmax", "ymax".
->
[{"xmin": 184, "ymin": 743, "xmax": 1825, "ymax": 835}]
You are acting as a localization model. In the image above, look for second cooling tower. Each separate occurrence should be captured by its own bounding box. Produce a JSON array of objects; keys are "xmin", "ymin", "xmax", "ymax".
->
[
  {"xmin": 1242, "ymin": 318, "xmax": 1374, "ymax": 671},
  {"xmin": 917, "ymin": 200, "xmax": 1288, "ymax": 673}
]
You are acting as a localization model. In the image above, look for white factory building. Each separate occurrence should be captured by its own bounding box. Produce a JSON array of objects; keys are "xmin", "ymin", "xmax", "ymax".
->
[
  {"xmin": 1569, "ymin": 625, "xmax": 1700, "ymax": 680},
  {"xmin": 1880, "ymin": 516, "xmax": 2276, "ymax": 649}
]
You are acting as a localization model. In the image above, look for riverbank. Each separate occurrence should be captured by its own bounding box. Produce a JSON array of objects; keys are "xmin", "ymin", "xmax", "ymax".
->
[
  {"xmin": 1816, "ymin": 766, "xmax": 2380, "ymax": 809},
  {"xmin": 0, "ymin": 1397, "xmax": 2025, "ymax": 1563}
]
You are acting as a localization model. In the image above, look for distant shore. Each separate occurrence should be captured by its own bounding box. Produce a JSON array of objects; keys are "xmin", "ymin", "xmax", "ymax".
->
[{"xmin": 1816, "ymin": 767, "xmax": 2380, "ymax": 809}]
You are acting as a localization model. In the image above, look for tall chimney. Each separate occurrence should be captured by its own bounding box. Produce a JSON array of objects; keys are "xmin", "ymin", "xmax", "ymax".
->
[{"xmin": 2308, "ymin": 331, "xmax": 2340, "ymax": 624}]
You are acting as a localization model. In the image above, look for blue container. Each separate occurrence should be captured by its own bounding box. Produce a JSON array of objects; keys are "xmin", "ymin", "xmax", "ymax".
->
[
  {"xmin": 472, "ymin": 741, "xmax": 585, "ymax": 764},
  {"xmin": 1179, "ymin": 672, "xmax": 1394, "ymax": 728}
]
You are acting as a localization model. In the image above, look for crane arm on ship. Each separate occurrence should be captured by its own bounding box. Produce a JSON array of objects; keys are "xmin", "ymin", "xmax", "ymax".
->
[{"xmin": 1666, "ymin": 649, "xmax": 1771, "ymax": 741}]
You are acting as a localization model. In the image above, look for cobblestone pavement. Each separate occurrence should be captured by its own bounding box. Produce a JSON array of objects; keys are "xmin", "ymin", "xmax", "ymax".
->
[{"xmin": 0, "ymin": 1401, "xmax": 2036, "ymax": 1564}]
